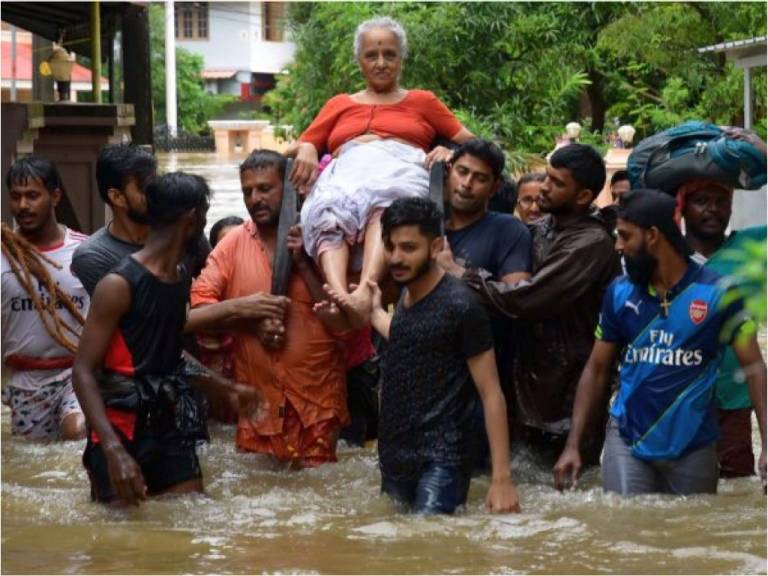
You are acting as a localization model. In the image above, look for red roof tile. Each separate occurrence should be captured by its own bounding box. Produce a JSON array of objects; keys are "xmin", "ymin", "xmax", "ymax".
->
[{"xmin": 1, "ymin": 40, "xmax": 107, "ymax": 83}]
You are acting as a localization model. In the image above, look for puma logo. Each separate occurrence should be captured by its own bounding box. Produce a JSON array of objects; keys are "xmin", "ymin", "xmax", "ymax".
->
[{"xmin": 625, "ymin": 300, "xmax": 642, "ymax": 315}]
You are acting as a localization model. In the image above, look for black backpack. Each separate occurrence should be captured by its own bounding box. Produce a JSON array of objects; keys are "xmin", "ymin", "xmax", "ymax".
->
[{"xmin": 627, "ymin": 121, "xmax": 766, "ymax": 193}]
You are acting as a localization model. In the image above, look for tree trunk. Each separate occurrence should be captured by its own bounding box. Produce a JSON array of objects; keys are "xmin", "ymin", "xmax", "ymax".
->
[{"xmin": 586, "ymin": 68, "xmax": 606, "ymax": 133}]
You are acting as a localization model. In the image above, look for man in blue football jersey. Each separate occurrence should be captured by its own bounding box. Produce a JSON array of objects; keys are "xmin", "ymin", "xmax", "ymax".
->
[{"xmin": 553, "ymin": 189, "xmax": 766, "ymax": 495}]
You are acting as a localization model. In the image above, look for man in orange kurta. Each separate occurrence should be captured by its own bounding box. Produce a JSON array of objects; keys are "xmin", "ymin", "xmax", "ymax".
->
[{"xmin": 191, "ymin": 150, "xmax": 348, "ymax": 467}]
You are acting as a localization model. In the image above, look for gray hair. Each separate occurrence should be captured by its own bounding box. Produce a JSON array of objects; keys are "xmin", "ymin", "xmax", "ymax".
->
[{"xmin": 353, "ymin": 17, "xmax": 408, "ymax": 60}]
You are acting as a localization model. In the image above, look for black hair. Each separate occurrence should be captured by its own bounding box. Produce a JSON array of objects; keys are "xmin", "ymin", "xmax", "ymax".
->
[
  {"xmin": 618, "ymin": 189, "xmax": 691, "ymax": 258},
  {"xmin": 381, "ymin": 197, "xmax": 442, "ymax": 242},
  {"xmin": 549, "ymin": 143, "xmax": 606, "ymax": 199},
  {"xmin": 96, "ymin": 144, "xmax": 157, "ymax": 205},
  {"xmin": 145, "ymin": 172, "xmax": 211, "ymax": 227},
  {"xmin": 240, "ymin": 149, "xmax": 286, "ymax": 178},
  {"xmin": 451, "ymin": 138, "xmax": 505, "ymax": 180},
  {"xmin": 517, "ymin": 171, "xmax": 546, "ymax": 188},
  {"xmin": 488, "ymin": 177, "xmax": 517, "ymax": 214},
  {"xmin": 6, "ymin": 155, "xmax": 65, "ymax": 194},
  {"xmin": 209, "ymin": 215, "xmax": 244, "ymax": 247},
  {"xmin": 611, "ymin": 169, "xmax": 629, "ymax": 186}
]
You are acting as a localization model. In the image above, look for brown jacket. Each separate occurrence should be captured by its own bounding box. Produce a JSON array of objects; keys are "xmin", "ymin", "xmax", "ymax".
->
[{"xmin": 464, "ymin": 207, "xmax": 620, "ymax": 434}]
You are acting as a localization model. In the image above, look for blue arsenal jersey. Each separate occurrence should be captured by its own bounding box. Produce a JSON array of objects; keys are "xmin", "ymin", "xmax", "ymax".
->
[{"xmin": 596, "ymin": 261, "xmax": 750, "ymax": 460}]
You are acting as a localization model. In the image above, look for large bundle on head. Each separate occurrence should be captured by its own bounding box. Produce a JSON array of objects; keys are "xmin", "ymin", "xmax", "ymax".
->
[{"xmin": 627, "ymin": 121, "xmax": 766, "ymax": 195}]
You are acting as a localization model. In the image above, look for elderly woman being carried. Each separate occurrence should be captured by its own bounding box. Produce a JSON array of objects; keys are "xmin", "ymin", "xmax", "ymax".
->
[{"xmin": 286, "ymin": 16, "xmax": 473, "ymax": 326}]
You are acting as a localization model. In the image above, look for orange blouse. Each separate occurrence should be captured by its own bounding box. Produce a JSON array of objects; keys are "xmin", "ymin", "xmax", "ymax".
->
[
  {"xmin": 190, "ymin": 222, "xmax": 348, "ymax": 443},
  {"xmin": 299, "ymin": 90, "xmax": 463, "ymax": 155}
]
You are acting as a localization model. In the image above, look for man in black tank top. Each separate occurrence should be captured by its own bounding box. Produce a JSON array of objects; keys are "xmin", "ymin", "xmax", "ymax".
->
[
  {"xmin": 73, "ymin": 173, "xmax": 259, "ymax": 506},
  {"xmin": 70, "ymin": 145, "xmax": 290, "ymax": 423}
]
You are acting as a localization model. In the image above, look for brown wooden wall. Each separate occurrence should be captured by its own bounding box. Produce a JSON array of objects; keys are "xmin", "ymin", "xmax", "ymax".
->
[{"xmin": 1, "ymin": 102, "xmax": 134, "ymax": 234}]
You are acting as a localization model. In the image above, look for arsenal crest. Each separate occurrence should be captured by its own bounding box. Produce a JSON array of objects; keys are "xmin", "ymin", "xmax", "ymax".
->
[{"xmin": 689, "ymin": 300, "xmax": 708, "ymax": 325}]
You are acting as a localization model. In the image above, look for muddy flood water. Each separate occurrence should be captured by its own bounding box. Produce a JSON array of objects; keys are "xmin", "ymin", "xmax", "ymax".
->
[{"xmin": 2, "ymin": 153, "xmax": 766, "ymax": 574}]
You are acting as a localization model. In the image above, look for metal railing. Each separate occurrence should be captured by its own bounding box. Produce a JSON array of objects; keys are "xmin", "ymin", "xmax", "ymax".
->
[{"xmin": 153, "ymin": 126, "xmax": 215, "ymax": 152}]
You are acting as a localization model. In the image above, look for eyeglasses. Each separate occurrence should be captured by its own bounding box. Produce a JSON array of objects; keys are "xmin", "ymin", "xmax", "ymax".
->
[{"xmin": 517, "ymin": 196, "xmax": 538, "ymax": 207}]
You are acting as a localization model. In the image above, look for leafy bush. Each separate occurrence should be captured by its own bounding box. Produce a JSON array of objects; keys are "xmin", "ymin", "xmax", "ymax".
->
[
  {"xmin": 720, "ymin": 239, "xmax": 768, "ymax": 340},
  {"xmin": 266, "ymin": 2, "xmax": 766, "ymax": 164}
]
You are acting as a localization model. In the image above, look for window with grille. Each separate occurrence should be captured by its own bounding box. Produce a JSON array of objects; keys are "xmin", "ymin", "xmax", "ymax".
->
[
  {"xmin": 175, "ymin": 2, "xmax": 209, "ymax": 40},
  {"xmin": 262, "ymin": 2, "xmax": 286, "ymax": 42}
]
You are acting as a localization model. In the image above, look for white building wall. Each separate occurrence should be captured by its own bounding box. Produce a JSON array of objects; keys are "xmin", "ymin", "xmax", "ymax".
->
[
  {"xmin": 731, "ymin": 186, "xmax": 767, "ymax": 230},
  {"xmin": 176, "ymin": 2, "xmax": 295, "ymax": 75}
]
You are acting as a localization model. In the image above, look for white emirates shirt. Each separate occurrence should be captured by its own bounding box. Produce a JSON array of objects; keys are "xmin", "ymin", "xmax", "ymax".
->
[{"xmin": 2, "ymin": 227, "xmax": 90, "ymax": 390}]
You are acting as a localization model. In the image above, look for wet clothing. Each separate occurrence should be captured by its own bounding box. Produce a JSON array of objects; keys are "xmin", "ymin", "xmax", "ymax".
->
[
  {"xmin": 717, "ymin": 407, "xmax": 755, "ymax": 477},
  {"xmin": 71, "ymin": 227, "xmax": 141, "ymax": 296},
  {"xmin": 242, "ymin": 400, "xmax": 342, "ymax": 467},
  {"xmin": 599, "ymin": 262, "xmax": 749, "ymax": 460},
  {"xmin": 464, "ymin": 208, "xmax": 620, "ymax": 434},
  {"xmin": 195, "ymin": 333, "xmax": 235, "ymax": 379},
  {"xmin": 447, "ymin": 212, "xmax": 531, "ymax": 279},
  {"xmin": 379, "ymin": 275, "xmax": 493, "ymax": 484},
  {"xmin": 83, "ymin": 256, "xmax": 208, "ymax": 502},
  {"xmin": 83, "ymin": 406, "xmax": 203, "ymax": 503},
  {"xmin": 1, "ymin": 373, "xmax": 81, "ymax": 439},
  {"xmin": 381, "ymin": 464, "xmax": 471, "ymax": 515},
  {"xmin": 195, "ymin": 333, "xmax": 237, "ymax": 424},
  {"xmin": 103, "ymin": 257, "xmax": 190, "ymax": 377},
  {"xmin": 190, "ymin": 221, "xmax": 348, "ymax": 459},
  {"xmin": 340, "ymin": 356, "xmax": 380, "ymax": 447},
  {"xmin": 299, "ymin": 90, "xmax": 463, "ymax": 156},
  {"xmin": 341, "ymin": 327, "xmax": 379, "ymax": 446},
  {"xmin": 2, "ymin": 227, "xmax": 89, "ymax": 386},
  {"xmin": 84, "ymin": 376, "xmax": 207, "ymax": 504},
  {"xmin": 344, "ymin": 326, "xmax": 376, "ymax": 369},
  {"xmin": 447, "ymin": 211, "xmax": 531, "ymax": 470},
  {"xmin": 601, "ymin": 417, "xmax": 718, "ymax": 495},
  {"xmin": 1, "ymin": 227, "xmax": 88, "ymax": 439},
  {"xmin": 71, "ymin": 226, "xmax": 210, "ymax": 296},
  {"xmin": 300, "ymin": 140, "xmax": 430, "ymax": 261}
]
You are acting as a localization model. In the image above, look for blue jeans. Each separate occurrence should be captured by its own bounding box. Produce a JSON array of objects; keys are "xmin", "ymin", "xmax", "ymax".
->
[{"xmin": 381, "ymin": 464, "xmax": 471, "ymax": 514}]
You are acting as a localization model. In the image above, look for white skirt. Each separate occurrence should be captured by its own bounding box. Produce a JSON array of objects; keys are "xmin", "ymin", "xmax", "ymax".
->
[{"xmin": 300, "ymin": 139, "xmax": 429, "ymax": 260}]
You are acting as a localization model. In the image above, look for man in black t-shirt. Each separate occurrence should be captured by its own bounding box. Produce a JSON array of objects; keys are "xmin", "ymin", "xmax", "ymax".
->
[{"xmin": 364, "ymin": 197, "xmax": 521, "ymax": 514}]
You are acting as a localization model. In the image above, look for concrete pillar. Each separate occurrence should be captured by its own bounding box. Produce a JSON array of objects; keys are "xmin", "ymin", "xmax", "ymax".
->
[
  {"xmin": 730, "ymin": 65, "xmax": 765, "ymax": 229},
  {"xmin": 165, "ymin": 0, "xmax": 178, "ymax": 137},
  {"xmin": 743, "ymin": 66, "xmax": 753, "ymax": 130}
]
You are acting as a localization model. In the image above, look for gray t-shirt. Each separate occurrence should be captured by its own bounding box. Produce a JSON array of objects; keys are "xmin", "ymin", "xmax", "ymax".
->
[
  {"xmin": 70, "ymin": 227, "xmax": 141, "ymax": 296},
  {"xmin": 71, "ymin": 227, "xmax": 211, "ymax": 296}
]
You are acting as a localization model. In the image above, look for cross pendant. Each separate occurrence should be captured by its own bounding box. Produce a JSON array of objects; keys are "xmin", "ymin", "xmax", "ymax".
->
[{"xmin": 660, "ymin": 295, "xmax": 671, "ymax": 317}]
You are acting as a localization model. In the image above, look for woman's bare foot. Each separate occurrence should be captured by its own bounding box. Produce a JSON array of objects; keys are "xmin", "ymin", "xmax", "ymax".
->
[{"xmin": 346, "ymin": 283, "xmax": 373, "ymax": 327}]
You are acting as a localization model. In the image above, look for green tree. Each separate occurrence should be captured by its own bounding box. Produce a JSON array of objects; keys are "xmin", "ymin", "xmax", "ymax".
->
[
  {"xmin": 265, "ymin": 2, "xmax": 598, "ymax": 170},
  {"xmin": 149, "ymin": 4, "xmax": 234, "ymax": 134},
  {"xmin": 598, "ymin": 2, "xmax": 767, "ymax": 139},
  {"xmin": 265, "ymin": 2, "xmax": 766, "ymax": 166}
]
